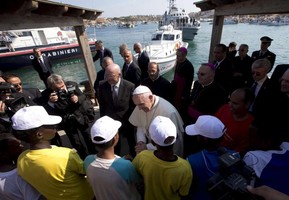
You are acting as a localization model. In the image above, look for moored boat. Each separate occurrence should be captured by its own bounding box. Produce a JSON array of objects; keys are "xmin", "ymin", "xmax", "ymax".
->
[
  {"xmin": 0, "ymin": 27, "xmax": 96, "ymax": 71},
  {"xmin": 142, "ymin": 25, "xmax": 188, "ymax": 75},
  {"xmin": 159, "ymin": 0, "xmax": 200, "ymax": 41}
]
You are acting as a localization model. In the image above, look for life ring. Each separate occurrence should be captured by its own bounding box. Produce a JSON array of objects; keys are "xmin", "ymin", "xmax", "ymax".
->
[
  {"xmin": 57, "ymin": 31, "xmax": 63, "ymax": 41},
  {"xmin": 174, "ymin": 42, "xmax": 181, "ymax": 50}
]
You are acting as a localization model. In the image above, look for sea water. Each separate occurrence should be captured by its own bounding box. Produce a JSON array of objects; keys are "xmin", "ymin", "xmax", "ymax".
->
[{"xmin": 6, "ymin": 22, "xmax": 289, "ymax": 90}]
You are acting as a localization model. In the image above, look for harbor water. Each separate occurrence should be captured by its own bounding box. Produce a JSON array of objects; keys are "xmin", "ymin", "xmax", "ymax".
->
[{"xmin": 6, "ymin": 22, "xmax": 289, "ymax": 90}]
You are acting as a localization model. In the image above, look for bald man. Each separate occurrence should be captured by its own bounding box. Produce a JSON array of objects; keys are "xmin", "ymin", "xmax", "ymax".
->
[{"xmin": 98, "ymin": 63, "xmax": 136, "ymax": 156}]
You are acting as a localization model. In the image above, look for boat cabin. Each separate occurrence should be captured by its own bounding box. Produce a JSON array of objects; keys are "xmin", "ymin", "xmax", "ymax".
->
[
  {"xmin": 0, "ymin": 27, "xmax": 76, "ymax": 53},
  {"xmin": 151, "ymin": 25, "xmax": 182, "ymax": 42}
]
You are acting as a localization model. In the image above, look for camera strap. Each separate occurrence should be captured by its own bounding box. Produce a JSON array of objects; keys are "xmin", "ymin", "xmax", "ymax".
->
[{"xmin": 202, "ymin": 151, "xmax": 217, "ymax": 176}]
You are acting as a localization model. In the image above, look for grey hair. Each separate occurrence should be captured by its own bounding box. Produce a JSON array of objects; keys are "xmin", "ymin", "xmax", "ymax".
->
[
  {"xmin": 252, "ymin": 58, "xmax": 271, "ymax": 72},
  {"xmin": 47, "ymin": 74, "xmax": 64, "ymax": 88}
]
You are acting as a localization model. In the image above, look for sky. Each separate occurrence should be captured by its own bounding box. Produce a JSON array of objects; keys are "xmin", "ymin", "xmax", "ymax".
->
[{"xmin": 50, "ymin": 0, "xmax": 201, "ymax": 18}]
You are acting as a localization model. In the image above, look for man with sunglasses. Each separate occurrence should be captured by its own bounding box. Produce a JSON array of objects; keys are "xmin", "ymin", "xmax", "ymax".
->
[
  {"xmin": 4, "ymin": 73, "xmax": 41, "ymax": 105},
  {"xmin": 251, "ymin": 36, "xmax": 276, "ymax": 72}
]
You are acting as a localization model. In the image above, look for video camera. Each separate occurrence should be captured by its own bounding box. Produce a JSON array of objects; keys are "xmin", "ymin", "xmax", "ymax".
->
[
  {"xmin": 207, "ymin": 147, "xmax": 262, "ymax": 200},
  {"xmin": 0, "ymin": 82, "xmax": 29, "ymax": 118},
  {"xmin": 57, "ymin": 85, "xmax": 76, "ymax": 101},
  {"xmin": 0, "ymin": 82, "xmax": 17, "ymax": 97}
]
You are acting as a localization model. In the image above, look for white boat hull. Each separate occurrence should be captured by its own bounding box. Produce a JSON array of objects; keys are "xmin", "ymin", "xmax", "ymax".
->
[
  {"xmin": 150, "ymin": 54, "xmax": 177, "ymax": 75},
  {"xmin": 181, "ymin": 27, "xmax": 200, "ymax": 41}
]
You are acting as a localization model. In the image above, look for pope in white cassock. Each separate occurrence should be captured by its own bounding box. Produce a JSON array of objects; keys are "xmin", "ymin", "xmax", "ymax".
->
[{"xmin": 129, "ymin": 85, "xmax": 184, "ymax": 157}]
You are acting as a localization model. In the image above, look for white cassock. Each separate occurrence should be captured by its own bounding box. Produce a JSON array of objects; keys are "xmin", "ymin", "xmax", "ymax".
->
[{"xmin": 129, "ymin": 95, "xmax": 184, "ymax": 157}]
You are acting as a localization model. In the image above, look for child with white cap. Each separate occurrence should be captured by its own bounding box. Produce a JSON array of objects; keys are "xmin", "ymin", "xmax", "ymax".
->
[
  {"xmin": 84, "ymin": 116, "xmax": 141, "ymax": 200},
  {"xmin": 185, "ymin": 115, "xmax": 237, "ymax": 200},
  {"xmin": 132, "ymin": 115, "xmax": 192, "ymax": 200},
  {"xmin": 11, "ymin": 105, "xmax": 94, "ymax": 200}
]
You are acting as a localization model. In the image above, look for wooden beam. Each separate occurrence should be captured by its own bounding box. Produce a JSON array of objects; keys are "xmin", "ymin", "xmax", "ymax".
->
[
  {"xmin": 208, "ymin": 15, "xmax": 224, "ymax": 62},
  {"xmin": 74, "ymin": 25, "xmax": 96, "ymax": 100},
  {"xmin": 64, "ymin": 7, "xmax": 85, "ymax": 17},
  {"xmin": 215, "ymin": 0, "xmax": 289, "ymax": 15},
  {"xmin": 0, "ymin": 14, "xmax": 83, "ymax": 30},
  {"xmin": 31, "ymin": 3, "xmax": 68, "ymax": 17}
]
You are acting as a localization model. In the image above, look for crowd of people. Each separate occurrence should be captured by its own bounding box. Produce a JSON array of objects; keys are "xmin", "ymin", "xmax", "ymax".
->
[{"xmin": 0, "ymin": 37, "xmax": 289, "ymax": 200}]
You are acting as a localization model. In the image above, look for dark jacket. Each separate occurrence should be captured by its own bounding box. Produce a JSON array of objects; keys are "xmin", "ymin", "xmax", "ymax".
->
[
  {"xmin": 93, "ymin": 47, "xmax": 113, "ymax": 66},
  {"xmin": 32, "ymin": 56, "xmax": 53, "ymax": 81},
  {"xmin": 251, "ymin": 50, "xmax": 276, "ymax": 72},
  {"xmin": 137, "ymin": 51, "xmax": 150, "ymax": 80},
  {"xmin": 122, "ymin": 62, "xmax": 142, "ymax": 86}
]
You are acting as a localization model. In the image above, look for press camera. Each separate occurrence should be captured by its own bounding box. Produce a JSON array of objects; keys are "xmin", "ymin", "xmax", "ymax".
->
[
  {"xmin": 207, "ymin": 148, "xmax": 262, "ymax": 200},
  {"xmin": 0, "ymin": 82, "xmax": 29, "ymax": 117},
  {"xmin": 57, "ymin": 85, "xmax": 76, "ymax": 101}
]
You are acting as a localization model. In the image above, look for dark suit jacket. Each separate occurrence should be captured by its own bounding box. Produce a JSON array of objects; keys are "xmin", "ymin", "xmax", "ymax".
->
[
  {"xmin": 93, "ymin": 69, "xmax": 105, "ymax": 99},
  {"xmin": 32, "ymin": 56, "xmax": 53, "ymax": 81},
  {"xmin": 98, "ymin": 79, "xmax": 135, "ymax": 123},
  {"xmin": 122, "ymin": 62, "xmax": 142, "ymax": 86},
  {"xmin": 251, "ymin": 50, "xmax": 276, "ymax": 72},
  {"xmin": 137, "ymin": 51, "xmax": 150, "ymax": 80},
  {"xmin": 214, "ymin": 57, "xmax": 233, "ymax": 94},
  {"xmin": 142, "ymin": 76, "xmax": 172, "ymax": 103},
  {"xmin": 93, "ymin": 47, "xmax": 113, "ymax": 66},
  {"xmin": 232, "ymin": 55, "xmax": 254, "ymax": 89},
  {"xmin": 251, "ymin": 77, "xmax": 276, "ymax": 121},
  {"xmin": 22, "ymin": 88, "xmax": 42, "ymax": 105}
]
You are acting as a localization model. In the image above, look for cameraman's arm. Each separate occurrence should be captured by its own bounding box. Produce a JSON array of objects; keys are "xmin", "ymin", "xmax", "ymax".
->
[
  {"xmin": 72, "ymin": 85, "xmax": 86, "ymax": 104},
  {"xmin": 48, "ymin": 92, "xmax": 58, "ymax": 108},
  {"xmin": 0, "ymin": 101, "xmax": 6, "ymax": 114},
  {"xmin": 247, "ymin": 185, "xmax": 289, "ymax": 200}
]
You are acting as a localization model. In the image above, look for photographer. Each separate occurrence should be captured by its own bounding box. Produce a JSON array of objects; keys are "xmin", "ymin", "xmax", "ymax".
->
[{"xmin": 39, "ymin": 74, "xmax": 96, "ymax": 159}]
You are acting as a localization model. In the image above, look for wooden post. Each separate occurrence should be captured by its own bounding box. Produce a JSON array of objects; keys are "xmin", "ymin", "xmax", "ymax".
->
[
  {"xmin": 208, "ymin": 14, "xmax": 224, "ymax": 62},
  {"xmin": 74, "ymin": 25, "xmax": 97, "ymax": 101}
]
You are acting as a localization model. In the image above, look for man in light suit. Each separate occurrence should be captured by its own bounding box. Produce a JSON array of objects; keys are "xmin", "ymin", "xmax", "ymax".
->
[
  {"xmin": 133, "ymin": 42, "xmax": 150, "ymax": 80},
  {"xmin": 93, "ymin": 40, "xmax": 113, "ymax": 67},
  {"xmin": 122, "ymin": 49, "xmax": 142, "ymax": 86},
  {"xmin": 32, "ymin": 47, "xmax": 53, "ymax": 88},
  {"xmin": 251, "ymin": 36, "xmax": 276, "ymax": 72},
  {"xmin": 98, "ymin": 63, "xmax": 136, "ymax": 156}
]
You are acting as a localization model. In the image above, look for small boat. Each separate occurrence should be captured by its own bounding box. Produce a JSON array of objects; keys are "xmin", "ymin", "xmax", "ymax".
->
[
  {"xmin": 159, "ymin": 0, "xmax": 200, "ymax": 41},
  {"xmin": 0, "ymin": 27, "xmax": 96, "ymax": 71},
  {"xmin": 117, "ymin": 22, "xmax": 135, "ymax": 29},
  {"xmin": 142, "ymin": 25, "xmax": 189, "ymax": 75}
]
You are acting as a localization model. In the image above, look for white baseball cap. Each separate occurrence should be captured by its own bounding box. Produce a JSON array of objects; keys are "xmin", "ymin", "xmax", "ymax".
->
[
  {"xmin": 12, "ymin": 106, "xmax": 62, "ymax": 130},
  {"xmin": 149, "ymin": 116, "xmax": 177, "ymax": 146},
  {"xmin": 90, "ymin": 116, "xmax": 122, "ymax": 144},
  {"xmin": 185, "ymin": 115, "xmax": 225, "ymax": 139},
  {"xmin": 133, "ymin": 85, "xmax": 151, "ymax": 95}
]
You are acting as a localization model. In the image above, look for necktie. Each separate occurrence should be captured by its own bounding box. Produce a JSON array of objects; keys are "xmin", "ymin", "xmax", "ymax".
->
[
  {"xmin": 39, "ymin": 58, "xmax": 48, "ymax": 72},
  {"xmin": 214, "ymin": 62, "xmax": 219, "ymax": 69},
  {"xmin": 123, "ymin": 64, "xmax": 129, "ymax": 77},
  {"xmin": 112, "ymin": 85, "xmax": 118, "ymax": 105},
  {"xmin": 251, "ymin": 82, "xmax": 257, "ymax": 96}
]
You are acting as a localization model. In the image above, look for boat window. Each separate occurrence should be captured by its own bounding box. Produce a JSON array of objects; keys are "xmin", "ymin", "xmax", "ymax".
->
[
  {"xmin": 14, "ymin": 31, "xmax": 32, "ymax": 37},
  {"xmin": 152, "ymin": 34, "xmax": 162, "ymax": 41},
  {"xmin": 163, "ymin": 34, "xmax": 174, "ymax": 41}
]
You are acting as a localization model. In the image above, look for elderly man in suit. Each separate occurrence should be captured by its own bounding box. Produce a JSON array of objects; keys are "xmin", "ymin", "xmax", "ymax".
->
[
  {"xmin": 98, "ymin": 63, "xmax": 136, "ymax": 156},
  {"xmin": 133, "ymin": 42, "xmax": 150, "ymax": 80},
  {"xmin": 32, "ymin": 48, "xmax": 54, "ymax": 88},
  {"xmin": 93, "ymin": 40, "xmax": 113, "ymax": 67},
  {"xmin": 251, "ymin": 36, "xmax": 276, "ymax": 72}
]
